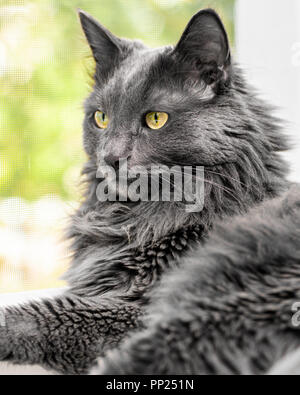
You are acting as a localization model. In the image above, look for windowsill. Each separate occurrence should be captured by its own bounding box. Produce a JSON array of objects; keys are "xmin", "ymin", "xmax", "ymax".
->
[{"xmin": 0, "ymin": 288, "xmax": 66, "ymax": 307}]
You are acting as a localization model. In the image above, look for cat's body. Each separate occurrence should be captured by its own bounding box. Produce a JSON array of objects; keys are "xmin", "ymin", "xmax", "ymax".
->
[
  {"xmin": 0, "ymin": 9, "xmax": 299, "ymax": 375},
  {"xmin": 98, "ymin": 184, "xmax": 300, "ymax": 375}
]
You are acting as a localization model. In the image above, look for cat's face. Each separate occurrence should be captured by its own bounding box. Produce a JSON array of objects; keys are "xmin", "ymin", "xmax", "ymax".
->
[
  {"xmin": 79, "ymin": 9, "xmax": 286, "ymax": 205},
  {"xmin": 80, "ymin": 9, "xmax": 235, "ymax": 170}
]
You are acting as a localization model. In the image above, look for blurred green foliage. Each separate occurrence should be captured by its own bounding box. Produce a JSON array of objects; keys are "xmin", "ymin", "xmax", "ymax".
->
[{"xmin": 0, "ymin": 0, "xmax": 235, "ymax": 201}]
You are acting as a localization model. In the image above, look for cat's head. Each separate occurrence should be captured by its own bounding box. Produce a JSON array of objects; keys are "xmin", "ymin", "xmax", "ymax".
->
[{"xmin": 78, "ymin": 8, "xmax": 288, "ymax": 213}]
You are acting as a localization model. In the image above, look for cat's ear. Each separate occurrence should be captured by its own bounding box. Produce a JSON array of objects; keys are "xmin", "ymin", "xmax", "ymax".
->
[
  {"xmin": 173, "ymin": 9, "xmax": 231, "ymax": 85},
  {"xmin": 78, "ymin": 10, "xmax": 122, "ymax": 79}
]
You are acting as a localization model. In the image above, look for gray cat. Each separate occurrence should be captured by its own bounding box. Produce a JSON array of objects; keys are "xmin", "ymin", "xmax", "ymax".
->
[{"xmin": 0, "ymin": 8, "xmax": 299, "ymax": 375}]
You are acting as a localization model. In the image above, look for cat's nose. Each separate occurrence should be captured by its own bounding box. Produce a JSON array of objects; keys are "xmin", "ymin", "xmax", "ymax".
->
[
  {"xmin": 103, "ymin": 151, "xmax": 122, "ymax": 170},
  {"xmin": 102, "ymin": 136, "xmax": 132, "ymax": 169},
  {"xmin": 102, "ymin": 146, "xmax": 131, "ymax": 170}
]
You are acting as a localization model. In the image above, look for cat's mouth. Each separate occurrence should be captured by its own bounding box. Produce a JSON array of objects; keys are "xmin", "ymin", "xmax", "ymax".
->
[{"xmin": 95, "ymin": 163, "xmax": 234, "ymax": 207}]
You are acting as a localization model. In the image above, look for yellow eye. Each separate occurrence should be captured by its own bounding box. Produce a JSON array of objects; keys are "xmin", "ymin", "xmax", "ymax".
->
[
  {"xmin": 145, "ymin": 112, "xmax": 169, "ymax": 130},
  {"xmin": 94, "ymin": 111, "xmax": 109, "ymax": 129}
]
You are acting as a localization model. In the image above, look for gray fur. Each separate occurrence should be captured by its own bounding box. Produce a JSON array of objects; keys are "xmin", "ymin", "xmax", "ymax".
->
[
  {"xmin": 97, "ymin": 185, "xmax": 300, "ymax": 374},
  {"xmin": 0, "ymin": 9, "xmax": 296, "ymax": 375}
]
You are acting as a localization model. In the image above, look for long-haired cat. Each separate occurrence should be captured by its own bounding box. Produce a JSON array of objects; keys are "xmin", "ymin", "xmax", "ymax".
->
[{"xmin": 1, "ymin": 8, "xmax": 299, "ymax": 375}]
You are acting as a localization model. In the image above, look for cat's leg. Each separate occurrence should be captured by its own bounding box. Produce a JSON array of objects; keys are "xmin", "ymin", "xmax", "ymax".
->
[
  {"xmin": 95, "ymin": 187, "xmax": 300, "ymax": 375},
  {"xmin": 0, "ymin": 293, "xmax": 141, "ymax": 374},
  {"xmin": 94, "ymin": 290, "xmax": 298, "ymax": 375},
  {"xmin": 93, "ymin": 308, "xmax": 265, "ymax": 375}
]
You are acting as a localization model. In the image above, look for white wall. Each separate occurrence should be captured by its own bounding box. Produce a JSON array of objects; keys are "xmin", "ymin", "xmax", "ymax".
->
[{"xmin": 235, "ymin": 0, "xmax": 300, "ymax": 182}]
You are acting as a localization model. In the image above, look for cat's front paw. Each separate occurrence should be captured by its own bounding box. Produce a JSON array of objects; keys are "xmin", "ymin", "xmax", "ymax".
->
[{"xmin": 91, "ymin": 328, "xmax": 169, "ymax": 375}]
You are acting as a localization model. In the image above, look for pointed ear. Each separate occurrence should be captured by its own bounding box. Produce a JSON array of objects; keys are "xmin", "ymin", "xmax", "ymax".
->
[
  {"xmin": 78, "ymin": 10, "xmax": 122, "ymax": 80},
  {"xmin": 173, "ymin": 9, "xmax": 231, "ymax": 85}
]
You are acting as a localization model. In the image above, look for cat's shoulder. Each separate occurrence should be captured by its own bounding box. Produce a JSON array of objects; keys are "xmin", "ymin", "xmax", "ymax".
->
[
  {"xmin": 215, "ymin": 183, "xmax": 300, "ymax": 239},
  {"xmin": 198, "ymin": 183, "xmax": 300, "ymax": 277}
]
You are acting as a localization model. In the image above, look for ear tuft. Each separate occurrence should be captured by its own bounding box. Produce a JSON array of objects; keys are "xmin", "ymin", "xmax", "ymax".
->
[
  {"xmin": 174, "ymin": 9, "xmax": 231, "ymax": 85},
  {"xmin": 78, "ymin": 10, "xmax": 122, "ymax": 80}
]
